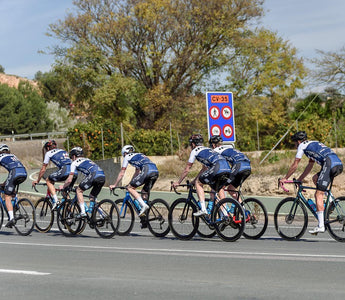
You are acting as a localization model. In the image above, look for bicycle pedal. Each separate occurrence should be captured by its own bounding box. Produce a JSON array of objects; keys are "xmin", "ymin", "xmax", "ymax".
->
[{"xmin": 311, "ymin": 232, "xmax": 318, "ymax": 236}]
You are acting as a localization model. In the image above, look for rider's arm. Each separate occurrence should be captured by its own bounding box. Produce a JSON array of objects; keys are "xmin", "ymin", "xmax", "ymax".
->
[
  {"xmin": 173, "ymin": 162, "xmax": 193, "ymax": 187},
  {"xmin": 33, "ymin": 163, "xmax": 48, "ymax": 184},
  {"xmin": 297, "ymin": 159, "xmax": 314, "ymax": 182},
  {"xmin": 110, "ymin": 167, "xmax": 126, "ymax": 189},
  {"xmin": 282, "ymin": 158, "xmax": 301, "ymax": 181},
  {"xmin": 62, "ymin": 173, "xmax": 75, "ymax": 189}
]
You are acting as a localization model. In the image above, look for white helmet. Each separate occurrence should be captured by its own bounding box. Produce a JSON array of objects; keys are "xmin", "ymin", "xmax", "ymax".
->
[
  {"xmin": 0, "ymin": 144, "xmax": 9, "ymax": 152},
  {"xmin": 121, "ymin": 145, "xmax": 134, "ymax": 157}
]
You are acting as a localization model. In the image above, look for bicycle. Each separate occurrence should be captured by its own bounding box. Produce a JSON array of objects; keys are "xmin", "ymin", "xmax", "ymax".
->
[
  {"xmin": 58, "ymin": 188, "xmax": 120, "ymax": 239},
  {"xmin": 275, "ymin": 179, "xmax": 345, "ymax": 242},
  {"xmin": 111, "ymin": 187, "xmax": 170, "ymax": 237},
  {"xmin": 0, "ymin": 187, "xmax": 36, "ymax": 236},
  {"xmin": 169, "ymin": 181, "xmax": 245, "ymax": 242},
  {"xmin": 33, "ymin": 183, "xmax": 67, "ymax": 233},
  {"xmin": 224, "ymin": 184, "xmax": 268, "ymax": 239}
]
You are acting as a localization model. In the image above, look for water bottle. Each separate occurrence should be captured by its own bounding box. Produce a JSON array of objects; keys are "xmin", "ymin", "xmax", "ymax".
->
[
  {"xmin": 84, "ymin": 203, "xmax": 89, "ymax": 213},
  {"xmin": 307, "ymin": 199, "xmax": 316, "ymax": 212},
  {"xmin": 89, "ymin": 201, "xmax": 95, "ymax": 212},
  {"xmin": 207, "ymin": 201, "xmax": 214, "ymax": 214},
  {"xmin": 133, "ymin": 199, "xmax": 141, "ymax": 211}
]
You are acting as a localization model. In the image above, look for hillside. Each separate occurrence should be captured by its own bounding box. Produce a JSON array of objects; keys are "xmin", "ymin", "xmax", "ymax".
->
[{"xmin": 0, "ymin": 73, "xmax": 38, "ymax": 89}]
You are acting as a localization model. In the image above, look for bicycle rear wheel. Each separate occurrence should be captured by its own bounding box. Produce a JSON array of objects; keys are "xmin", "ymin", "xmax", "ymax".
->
[
  {"xmin": 326, "ymin": 196, "xmax": 345, "ymax": 242},
  {"xmin": 274, "ymin": 197, "xmax": 308, "ymax": 241},
  {"xmin": 168, "ymin": 198, "xmax": 198, "ymax": 240},
  {"xmin": 115, "ymin": 199, "xmax": 135, "ymax": 236},
  {"xmin": 242, "ymin": 198, "xmax": 268, "ymax": 239},
  {"xmin": 35, "ymin": 197, "xmax": 54, "ymax": 233},
  {"xmin": 14, "ymin": 198, "xmax": 36, "ymax": 236},
  {"xmin": 213, "ymin": 198, "xmax": 245, "ymax": 242},
  {"xmin": 58, "ymin": 200, "xmax": 85, "ymax": 236},
  {"xmin": 146, "ymin": 198, "xmax": 170, "ymax": 237},
  {"xmin": 93, "ymin": 199, "xmax": 120, "ymax": 239},
  {"xmin": 0, "ymin": 203, "xmax": 4, "ymax": 230}
]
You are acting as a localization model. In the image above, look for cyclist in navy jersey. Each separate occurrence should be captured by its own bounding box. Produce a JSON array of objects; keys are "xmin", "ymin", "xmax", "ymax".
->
[
  {"xmin": 0, "ymin": 144, "xmax": 27, "ymax": 228},
  {"xmin": 61, "ymin": 147, "xmax": 105, "ymax": 218},
  {"xmin": 109, "ymin": 145, "xmax": 158, "ymax": 217},
  {"xmin": 280, "ymin": 131, "xmax": 343, "ymax": 234},
  {"xmin": 32, "ymin": 140, "xmax": 76, "ymax": 210},
  {"xmin": 172, "ymin": 134, "xmax": 232, "ymax": 217},
  {"xmin": 209, "ymin": 135, "xmax": 251, "ymax": 201}
]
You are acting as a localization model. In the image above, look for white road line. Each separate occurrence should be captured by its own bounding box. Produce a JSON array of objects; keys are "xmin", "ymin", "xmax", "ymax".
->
[
  {"xmin": 0, "ymin": 241, "xmax": 345, "ymax": 261},
  {"xmin": 0, "ymin": 269, "xmax": 50, "ymax": 275}
]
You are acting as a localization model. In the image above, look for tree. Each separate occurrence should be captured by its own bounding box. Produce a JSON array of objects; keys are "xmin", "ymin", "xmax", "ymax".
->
[
  {"xmin": 0, "ymin": 83, "xmax": 53, "ymax": 134},
  {"xmin": 47, "ymin": 0, "xmax": 264, "ymax": 128},
  {"xmin": 0, "ymin": 64, "xmax": 4, "ymax": 73},
  {"xmin": 212, "ymin": 29, "xmax": 306, "ymax": 150},
  {"xmin": 311, "ymin": 47, "xmax": 345, "ymax": 93}
]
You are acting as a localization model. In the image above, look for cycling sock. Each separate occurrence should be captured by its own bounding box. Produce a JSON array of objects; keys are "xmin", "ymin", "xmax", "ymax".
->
[
  {"xmin": 52, "ymin": 194, "xmax": 58, "ymax": 203},
  {"xmin": 137, "ymin": 197, "xmax": 146, "ymax": 207},
  {"xmin": 200, "ymin": 201, "xmax": 206, "ymax": 211},
  {"xmin": 79, "ymin": 202, "xmax": 86, "ymax": 214},
  {"xmin": 317, "ymin": 211, "xmax": 324, "ymax": 227},
  {"xmin": 8, "ymin": 210, "xmax": 14, "ymax": 220}
]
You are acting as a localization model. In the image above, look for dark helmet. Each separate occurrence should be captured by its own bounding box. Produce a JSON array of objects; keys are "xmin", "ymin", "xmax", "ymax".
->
[
  {"xmin": 69, "ymin": 147, "xmax": 83, "ymax": 158},
  {"xmin": 0, "ymin": 144, "xmax": 9, "ymax": 152},
  {"xmin": 209, "ymin": 135, "xmax": 223, "ymax": 146},
  {"xmin": 291, "ymin": 131, "xmax": 307, "ymax": 142},
  {"xmin": 44, "ymin": 139, "xmax": 57, "ymax": 150},
  {"xmin": 189, "ymin": 134, "xmax": 203, "ymax": 146}
]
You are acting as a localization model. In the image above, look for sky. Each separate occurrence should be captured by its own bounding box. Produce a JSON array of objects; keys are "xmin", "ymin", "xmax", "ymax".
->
[{"xmin": 1, "ymin": 0, "xmax": 345, "ymax": 80}]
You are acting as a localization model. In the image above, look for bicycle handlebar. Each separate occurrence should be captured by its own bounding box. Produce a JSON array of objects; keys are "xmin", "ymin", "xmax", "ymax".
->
[{"xmin": 278, "ymin": 178, "xmax": 302, "ymax": 193}]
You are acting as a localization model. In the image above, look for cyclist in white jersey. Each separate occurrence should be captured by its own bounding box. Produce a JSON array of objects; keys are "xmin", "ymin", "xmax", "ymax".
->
[
  {"xmin": 279, "ymin": 131, "xmax": 343, "ymax": 234},
  {"xmin": 172, "ymin": 134, "xmax": 232, "ymax": 217},
  {"xmin": 109, "ymin": 145, "xmax": 158, "ymax": 217},
  {"xmin": 61, "ymin": 147, "xmax": 106, "ymax": 218},
  {"xmin": 32, "ymin": 140, "xmax": 76, "ymax": 210}
]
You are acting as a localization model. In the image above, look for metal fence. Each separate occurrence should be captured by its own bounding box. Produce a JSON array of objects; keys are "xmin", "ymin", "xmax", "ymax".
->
[{"xmin": 0, "ymin": 131, "xmax": 67, "ymax": 142}]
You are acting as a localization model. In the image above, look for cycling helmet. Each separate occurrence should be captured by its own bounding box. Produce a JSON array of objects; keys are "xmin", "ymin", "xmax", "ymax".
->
[
  {"xmin": 291, "ymin": 131, "xmax": 307, "ymax": 142},
  {"xmin": 0, "ymin": 144, "xmax": 9, "ymax": 152},
  {"xmin": 121, "ymin": 145, "xmax": 134, "ymax": 157},
  {"xmin": 44, "ymin": 139, "xmax": 57, "ymax": 150},
  {"xmin": 189, "ymin": 134, "xmax": 203, "ymax": 146},
  {"xmin": 209, "ymin": 135, "xmax": 223, "ymax": 146},
  {"xmin": 69, "ymin": 147, "xmax": 83, "ymax": 158}
]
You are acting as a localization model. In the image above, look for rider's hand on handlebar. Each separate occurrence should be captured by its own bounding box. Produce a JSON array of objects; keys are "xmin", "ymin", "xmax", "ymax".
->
[{"xmin": 172, "ymin": 181, "xmax": 180, "ymax": 188}]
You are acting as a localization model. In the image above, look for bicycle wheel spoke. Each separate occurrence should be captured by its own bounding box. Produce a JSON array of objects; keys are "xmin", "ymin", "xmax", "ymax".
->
[
  {"xmin": 93, "ymin": 199, "xmax": 119, "ymax": 239},
  {"xmin": 146, "ymin": 199, "xmax": 170, "ymax": 237},
  {"xmin": 242, "ymin": 198, "xmax": 268, "ymax": 239},
  {"xmin": 14, "ymin": 198, "xmax": 35, "ymax": 236}
]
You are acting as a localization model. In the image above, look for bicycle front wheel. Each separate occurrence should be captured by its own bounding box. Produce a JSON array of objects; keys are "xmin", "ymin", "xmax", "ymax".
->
[
  {"xmin": 93, "ymin": 199, "xmax": 120, "ymax": 239},
  {"xmin": 14, "ymin": 198, "xmax": 36, "ymax": 236},
  {"xmin": 115, "ymin": 199, "xmax": 135, "ymax": 236},
  {"xmin": 326, "ymin": 196, "xmax": 345, "ymax": 242},
  {"xmin": 213, "ymin": 198, "xmax": 245, "ymax": 242},
  {"xmin": 168, "ymin": 198, "xmax": 198, "ymax": 240},
  {"xmin": 242, "ymin": 198, "xmax": 268, "ymax": 239},
  {"xmin": 35, "ymin": 197, "xmax": 54, "ymax": 233},
  {"xmin": 274, "ymin": 197, "xmax": 308, "ymax": 241},
  {"xmin": 146, "ymin": 198, "xmax": 170, "ymax": 237}
]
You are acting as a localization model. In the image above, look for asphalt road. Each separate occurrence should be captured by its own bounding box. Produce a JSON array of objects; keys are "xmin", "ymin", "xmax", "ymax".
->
[
  {"xmin": 1, "ymin": 219, "xmax": 345, "ymax": 300},
  {"xmin": 1, "ymin": 170, "xmax": 344, "ymax": 299}
]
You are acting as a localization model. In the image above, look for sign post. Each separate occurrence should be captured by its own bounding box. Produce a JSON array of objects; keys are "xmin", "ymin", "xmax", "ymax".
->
[{"xmin": 206, "ymin": 92, "xmax": 235, "ymax": 143}]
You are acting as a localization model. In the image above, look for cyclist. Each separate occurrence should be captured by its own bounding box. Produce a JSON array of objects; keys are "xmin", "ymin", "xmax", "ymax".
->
[
  {"xmin": 279, "ymin": 131, "xmax": 343, "ymax": 234},
  {"xmin": 32, "ymin": 140, "xmax": 76, "ymax": 210},
  {"xmin": 0, "ymin": 144, "xmax": 27, "ymax": 228},
  {"xmin": 109, "ymin": 145, "xmax": 158, "ymax": 217},
  {"xmin": 209, "ymin": 135, "xmax": 251, "ymax": 202},
  {"xmin": 172, "ymin": 134, "xmax": 231, "ymax": 217},
  {"xmin": 60, "ymin": 147, "xmax": 106, "ymax": 218}
]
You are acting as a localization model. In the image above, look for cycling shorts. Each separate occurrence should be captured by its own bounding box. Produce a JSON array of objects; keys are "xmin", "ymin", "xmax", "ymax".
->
[
  {"xmin": 4, "ymin": 168, "xmax": 27, "ymax": 195},
  {"xmin": 317, "ymin": 155, "xmax": 343, "ymax": 191}
]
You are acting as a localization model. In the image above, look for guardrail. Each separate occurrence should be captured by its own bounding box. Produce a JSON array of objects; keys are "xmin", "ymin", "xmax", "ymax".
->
[{"xmin": 0, "ymin": 131, "xmax": 67, "ymax": 141}]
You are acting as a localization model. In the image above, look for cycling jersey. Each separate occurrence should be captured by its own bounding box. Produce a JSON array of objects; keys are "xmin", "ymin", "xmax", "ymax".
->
[
  {"xmin": 43, "ymin": 148, "xmax": 72, "ymax": 182},
  {"xmin": 43, "ymin": 148, "xmax": 72, "ymax": 168},
  {"xmin": 0, "ymin": 153, "xmax": 27, "ymax": 195},
  {"xmin": 124, "ymin": 153, "xmax": 159, "ymax": 191},
  {"xmin": 214, "ymin": 145, "xmax": 251, "ymax": 188},
  {"xmin": 296, "ymin": 141, "xmax": 342, "ymax": 167}
]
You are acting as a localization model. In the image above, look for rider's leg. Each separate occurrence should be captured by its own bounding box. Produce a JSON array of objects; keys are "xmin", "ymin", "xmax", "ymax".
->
[
  {"xmin": 76, "ymin": 186, "xmax": 86, "ymax": 215},
  {"xmin": 195, "ymin": 179, "xmax": 206, "ymax": 212},
  {"xmin": 4, "ymin": 193, "xmax": 14, "ymax": 220},
  {"xmin": 46, "ymin": 178, "xmax": 59, "ymax": 204}
]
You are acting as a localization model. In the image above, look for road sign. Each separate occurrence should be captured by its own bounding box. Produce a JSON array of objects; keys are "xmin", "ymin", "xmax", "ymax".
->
[{"xmin": 206, "ymin": 92, "xmax": 235, "ymax": 143}]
